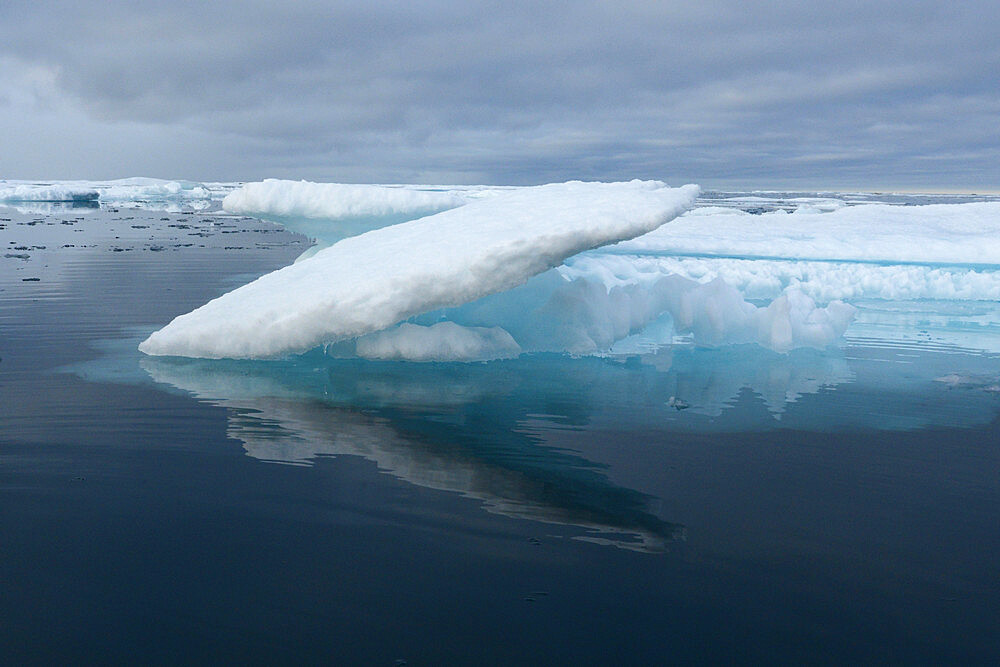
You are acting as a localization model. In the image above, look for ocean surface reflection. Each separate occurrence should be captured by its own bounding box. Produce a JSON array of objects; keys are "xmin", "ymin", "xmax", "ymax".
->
[{"xmin": 122, "ymin": 339, "xmax": 994, "ymax": 550}]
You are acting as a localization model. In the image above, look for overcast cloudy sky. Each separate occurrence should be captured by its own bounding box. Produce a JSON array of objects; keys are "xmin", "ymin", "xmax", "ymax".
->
[{"xmin": 2, "ymin": 1, "xmax": 998, "ymax": 190}]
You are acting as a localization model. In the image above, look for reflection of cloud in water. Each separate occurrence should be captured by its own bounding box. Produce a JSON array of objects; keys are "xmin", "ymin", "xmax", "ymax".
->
[{"xmin": 141, "ymin": 355, "xmax": 684, "ymax": 552}]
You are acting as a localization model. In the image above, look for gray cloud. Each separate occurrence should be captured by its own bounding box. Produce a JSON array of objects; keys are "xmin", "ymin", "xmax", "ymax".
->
[{"xmin": 1, "ymin": 0, "xmax": 998, "ymax": 189}]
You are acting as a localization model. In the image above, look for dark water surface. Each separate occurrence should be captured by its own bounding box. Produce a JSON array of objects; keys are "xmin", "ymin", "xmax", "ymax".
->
[{"xmin": 2, "ymin": 205, "xmax": 999, "ymax": 664}]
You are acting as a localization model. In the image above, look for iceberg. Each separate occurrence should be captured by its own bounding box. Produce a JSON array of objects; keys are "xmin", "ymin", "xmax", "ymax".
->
[
  {"xmin": 222, "ymin": 179, "xmax": 468, "ymax": 241},
  {"xmin": 140, "ymin": 180, "xmax": 700, "ymax": 359},
  {"xmin": 138, "ymin": 181, "xmax": 1000, "ymax": 362},
  {"xmin": 0, "ymin": 182, "xmax": 99, "ymax": 203},
  {"xmin": 0, "ymin": 178, "xmax": 221, "ymax": 211}
]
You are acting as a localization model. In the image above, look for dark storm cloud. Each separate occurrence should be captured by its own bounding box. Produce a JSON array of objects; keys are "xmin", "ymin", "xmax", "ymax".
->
[{"xmin": 1, "ymin": 0, "xmax": 998, "ymax": 188}]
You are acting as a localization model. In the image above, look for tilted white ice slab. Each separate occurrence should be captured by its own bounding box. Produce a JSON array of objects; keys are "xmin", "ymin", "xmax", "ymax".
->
[
  {"xmin": 140, "ymin": 180, "xmax": 700, "ymax": 359},
  {"xmin": 617, "ymin": 202, "xmax": 1000, "ymax": 265}
]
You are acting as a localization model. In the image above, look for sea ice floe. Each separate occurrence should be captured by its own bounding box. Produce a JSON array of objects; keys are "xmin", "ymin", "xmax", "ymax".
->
[
  {"xmin": 222, "ymin": 179, "xmax": 468, "ymax": 241},
  {"xmin": 617, "ymin": 201, "xmax": 1000, "ymax": 266},
  {"xmin": 138, "ymin": 181, "xmax": 1000, "ymax": 362},
  {"xmin": 140, "ymin": 180, "xmax": 699, "ymax": 359},
  {"xmin": 0, "ymin": 183, "xmax": 99, "ymax": 202}
]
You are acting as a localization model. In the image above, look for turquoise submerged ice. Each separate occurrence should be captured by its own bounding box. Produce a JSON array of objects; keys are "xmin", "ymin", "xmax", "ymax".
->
[{"xmin": 139, "ymin": 181, "xmax": 1000, "ymax": 361}]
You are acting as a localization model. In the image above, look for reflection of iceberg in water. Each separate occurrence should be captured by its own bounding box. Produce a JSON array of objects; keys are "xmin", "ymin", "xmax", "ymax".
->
[
  {"xmin": 4, "ymin": 200, "xmax": 100, "ymax": 215},
  {"xmin": 74, "ymin": 329, "xmax": 1000, "ymax": 548},
  {"xmin": 140, "ymin": 354, "xmax": 685, "ymax": 552},
  {"xmin": 651, "ymin": 346, "xmax": 855, "ymax": 418}
]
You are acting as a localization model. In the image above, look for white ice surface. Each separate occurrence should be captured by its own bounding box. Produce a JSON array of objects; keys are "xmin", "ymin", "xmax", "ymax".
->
[
  {"xmin": 0, "ymin": 182, "xmax": 99, "ymax": 202},
  {"xmin": 133, "ymin": 183, "xmax": 1000, "ymax": 361},
  {"xmin": 222, "ymin": 179, "xmax": 469, "ymax": 240},
  {"xmin": 617, "ymin": 202, "xmax": 1000, "ymax": 265},
  {"xmin": 587, "ymin": 255, "xmax": 1000, "ymax": 303},
  {"xmin": 97, "ymin": 177, "xmax": 213, "ymax": 201},
  {"xmin": 140, "ymin": 180, "xmax": 699, "ymax": 359},
  {"xmin": 0, "ymin": 177, "xmax": 217, "ymax": 204}
]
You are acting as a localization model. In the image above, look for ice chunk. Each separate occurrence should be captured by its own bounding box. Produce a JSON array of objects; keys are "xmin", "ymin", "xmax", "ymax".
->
[
  {"xmin": 222, "ymin": 179, "xmax": 468, "ymax": 241},
  {"xmin": 0, "ymin": 183, "xmax": 99, "ymax": 202},
  {"xmin": 752, "ymin": 288, "xmax": 857, "ymax": 353},
  {"xmin": 140, "ymin": 180, "xmax": 700, "ymax": 359},
  {"xmin": 0, "ymin": 177, "xmax": 223, "ymax": 211}
]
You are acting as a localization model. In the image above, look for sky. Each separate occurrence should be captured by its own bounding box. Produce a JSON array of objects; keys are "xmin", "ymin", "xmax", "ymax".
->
[{"xmin": 1, "ymin": 1, "xmax": 998, "ymax": 190}]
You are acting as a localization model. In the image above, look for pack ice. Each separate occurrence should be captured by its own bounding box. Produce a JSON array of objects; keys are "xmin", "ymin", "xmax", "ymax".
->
[
  {"xmin": 0, "ymin": 177, "xmax": 216, "ymax": 204},
  {"xmin": 140, "ymin": 180, "xmax": 700, "ymax": 359}
]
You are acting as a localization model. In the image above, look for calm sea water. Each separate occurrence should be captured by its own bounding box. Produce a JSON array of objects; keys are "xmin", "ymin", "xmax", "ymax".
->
[{"xmin": 2, "ymin": 200, "xmax": 999, "ymax": 664}]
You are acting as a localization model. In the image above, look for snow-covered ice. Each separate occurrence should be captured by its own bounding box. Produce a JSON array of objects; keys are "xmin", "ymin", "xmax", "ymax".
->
[
  {"xmin": 136, "ymin": 177, "xmax": 1000, "ymax": 361},
  {"xmin": 140, "ymin": 180, "xmax": 700, "ymax": 359},
  {"xmin": 5, "ymin": 176, "xmax": 997, "ymax": 362},
  {"xmin": 97, "ymin": 177, "xmax": 213, "ymax": 202},
  {"xmin": 0, "ymin": 183, "xmax": 99, "ymax": 202},
  {"xmin": 616, "ymin": 201, "xmax": 1000, "ymax": 266},
  {"xmin": 222, "ymin": 179, "xmax": 469, "ymax": 241},
  {"xmin": 0, "ymin": 177, "xmax": 219, "ymax": 208}
]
